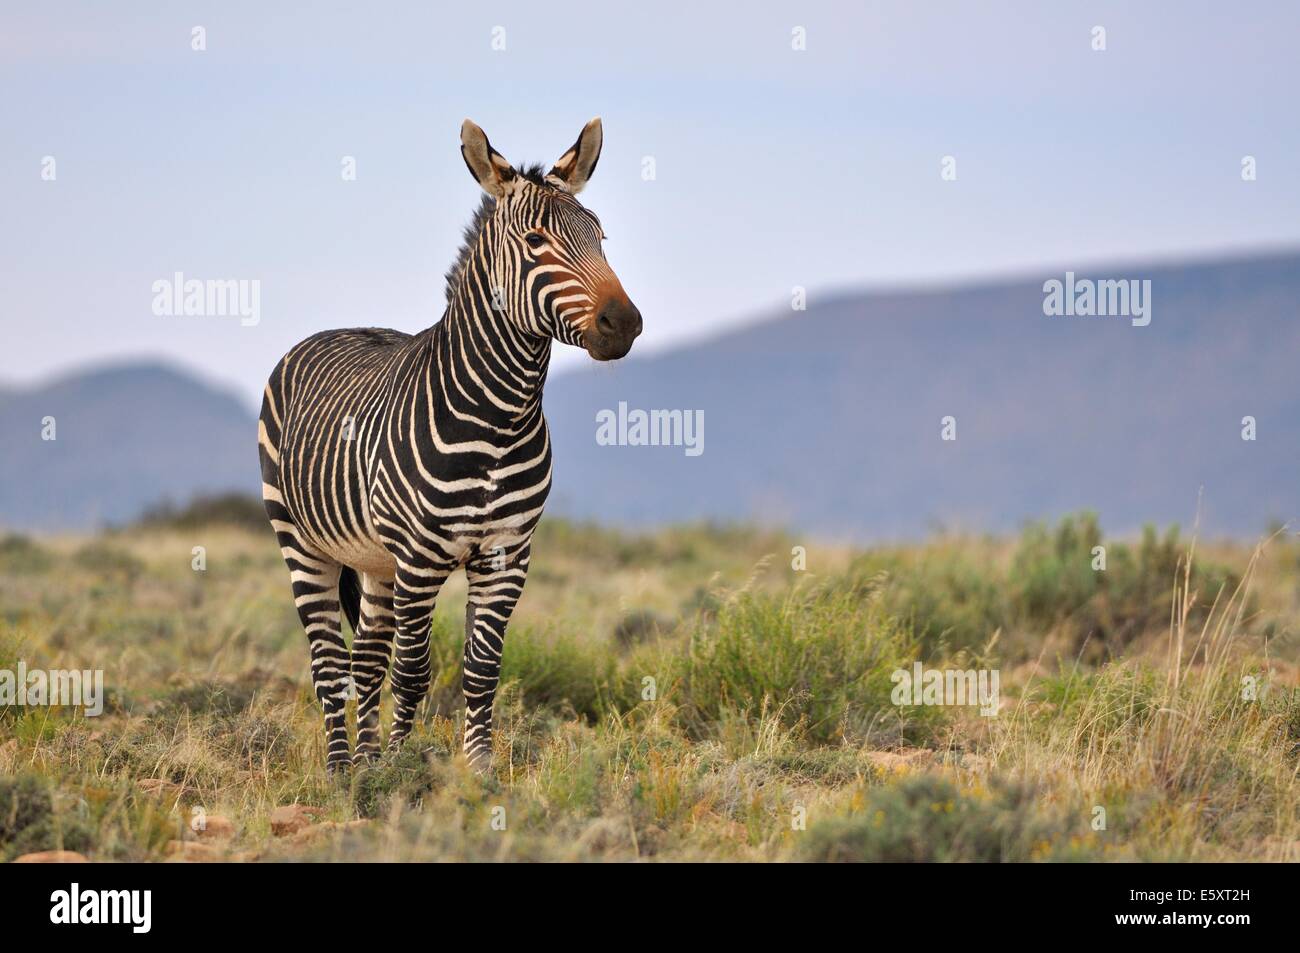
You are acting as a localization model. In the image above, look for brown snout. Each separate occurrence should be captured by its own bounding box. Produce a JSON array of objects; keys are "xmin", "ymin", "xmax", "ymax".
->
[{"xmin": 586, "ymin": 294, "xmax": 642, "ymax": 361}]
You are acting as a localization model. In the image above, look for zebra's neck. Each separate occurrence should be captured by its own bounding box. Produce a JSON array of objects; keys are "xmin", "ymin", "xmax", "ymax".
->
[{"xmin": 429, "ymin": 284, "xmax": 553, "ymax": 431}]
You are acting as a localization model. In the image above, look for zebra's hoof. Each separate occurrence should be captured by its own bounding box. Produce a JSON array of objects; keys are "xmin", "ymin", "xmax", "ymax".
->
[
  {"xmin": 352, "ymin": 747, "xmax": 382, "ymax": 768},
  {"xmin": 325, "ymin": 757, "xmax": 353, "ymax": 779}
]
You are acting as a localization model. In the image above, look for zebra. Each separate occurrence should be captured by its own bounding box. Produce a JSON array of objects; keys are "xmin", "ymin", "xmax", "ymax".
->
[{"xmin": 258, "ymin": 118, "xmax": 641, "ymax": 773}]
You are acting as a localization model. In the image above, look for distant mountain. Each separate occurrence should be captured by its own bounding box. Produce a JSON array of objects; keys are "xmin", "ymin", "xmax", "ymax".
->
[
  {"xmin": 0, "ymin": 363, "xmax": 258, "ymax": 531},
  {"xmin": 2, "ymin": 250, "xmax": 1297, "ymax": 538}
]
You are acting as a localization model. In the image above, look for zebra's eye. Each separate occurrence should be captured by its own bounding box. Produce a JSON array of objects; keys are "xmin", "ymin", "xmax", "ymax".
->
[{"xmin": 525, "ymin": 232, "xmax": 546, "ymax": 249}]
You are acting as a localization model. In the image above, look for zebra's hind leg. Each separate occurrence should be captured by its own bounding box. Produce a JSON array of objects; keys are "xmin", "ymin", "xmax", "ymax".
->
[
  {"xmin": 461, "ymin": 543, "xmax": 530, "ymax": 772},
  {"xmin": 283, "ymin": 554, "xmax": 352, "ymax": 774},
  {"xmin": 351, "ymin": 572, "xmax": 395, "ymax": 765}
]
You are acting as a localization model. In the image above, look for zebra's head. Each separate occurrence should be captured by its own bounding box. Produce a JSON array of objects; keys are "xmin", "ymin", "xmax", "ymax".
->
[{"xmin": 456, "ymin": 118, "xmax": 642, "ymax": 362}]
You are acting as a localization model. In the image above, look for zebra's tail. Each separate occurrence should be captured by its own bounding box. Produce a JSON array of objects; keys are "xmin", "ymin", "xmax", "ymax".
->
[{"xmin": 339, "ymin": 567, "xmax": 362, "ymax": 637}]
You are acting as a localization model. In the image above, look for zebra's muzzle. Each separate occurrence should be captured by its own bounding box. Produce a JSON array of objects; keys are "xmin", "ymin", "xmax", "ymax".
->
[{"xmin": 585, "ymin": 296, "xmax": 642, "ymax": 361}]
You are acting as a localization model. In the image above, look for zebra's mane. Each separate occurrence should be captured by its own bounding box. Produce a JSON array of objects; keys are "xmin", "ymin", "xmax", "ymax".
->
[{"xmin": 443, "ymin": 162, "xmax": 549, "ymax": 304}]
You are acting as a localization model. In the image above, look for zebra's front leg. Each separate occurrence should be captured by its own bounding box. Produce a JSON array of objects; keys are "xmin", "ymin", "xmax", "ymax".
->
[
  {"xmin": 352, "ymin": 572, "xmax": 395, "ymax": 765},
  {"xmin": 387, "ymin": 562, "xmax": 450, "ymax": 748},
  {"xmin": 462, "ymin": 543, "xmax": 531, "ymax": 772},
  {"xmin": 286, "ymin": 560, "xmax": 352, "ymax": 774}
]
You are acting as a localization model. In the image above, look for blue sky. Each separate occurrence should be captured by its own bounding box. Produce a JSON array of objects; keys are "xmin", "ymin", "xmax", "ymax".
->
[{"xmin": 3, "ymin": 1, "xmax": 1298, "ymax": 406}]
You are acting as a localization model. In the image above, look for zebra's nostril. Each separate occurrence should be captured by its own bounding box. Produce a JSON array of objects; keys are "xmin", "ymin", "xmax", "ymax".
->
[{"xmin": 595, "ymin": 301, "xmax": 641, "ymax": 341}]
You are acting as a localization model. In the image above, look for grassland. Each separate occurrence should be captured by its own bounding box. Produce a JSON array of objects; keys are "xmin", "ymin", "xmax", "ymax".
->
[{"xmin": 1, "ymin": 506, "xmax": 1297, "ymax": 862}]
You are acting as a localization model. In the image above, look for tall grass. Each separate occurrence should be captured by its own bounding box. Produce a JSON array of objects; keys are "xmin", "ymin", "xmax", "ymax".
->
[
  {"xmin": 853, "ymin": 514, "xmax": 1244, "ymax": 659},
  {"xmin": 987, "ymin": 534, "xmax": 1299, "ymax": 858},
  {"xmin": 665, "ymin": 578, "xmax": 941, "ymax": 746},
  {"xmin": 0, "ymin": 515, "xmax": 1294, "ymax": 861}
]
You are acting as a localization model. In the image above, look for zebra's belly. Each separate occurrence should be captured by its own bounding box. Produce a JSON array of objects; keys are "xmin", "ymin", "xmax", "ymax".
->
[
  {"xmin": 322, "ymin": 533, "xmax": 396, "ymax": 576},
  {"xmin": 284, "ymin": 509, "xmax": 394, "ymax": 575}
]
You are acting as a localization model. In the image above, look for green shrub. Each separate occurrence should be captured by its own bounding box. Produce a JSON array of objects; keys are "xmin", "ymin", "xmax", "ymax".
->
[
  {"xmin": 426, "ymin": 617, "xmax": 617, "ymax": 724},
  {"xmin": 0, "ymin": 534, "xmax": 56, "ymax": 575},
  {"xmin": 1262, "ymin": 685, "xmax": 1300, "ymax": 755},
  {"xmin": 852, "ymin": 547, "xmax": 1006, "ymax": 655},
  {"xmin": 613, "ymin": 609, "xmax": 672, "ymax": 651},
  {"xmin": 850, "ymin": 514, "xmax": 1244, "ymax": 659},
  {"xmin": 221, "ymin": 711, "xmax": 295, "ymax": 764},
  {"xmin": 800, "ymin": 774, "xmax": 1100, "ymax": 862},
  {"xmin": 351, "ymin": 725, "xmax": 455, "ymax": 818},
  {"xmin": 133, "ymin": 493, "xmax": 268, "ymax": 532},
  {"xmin": 501, "ymin": 627, "xmax": 616, "ymax": 722},
  {"xmin": 0, "ymin": 772, "xmax": 95, "ymax": 861},
  {"xmin": 671, "ymin": 581, "xmax": 941, "ymax": 745},
  {"xmin": 71, "ymin": 540, "xmax": 145, "ymax": 582},
  {"xmin": 159, "ymin": 679, "xmax": 258, "ymax": 719}
]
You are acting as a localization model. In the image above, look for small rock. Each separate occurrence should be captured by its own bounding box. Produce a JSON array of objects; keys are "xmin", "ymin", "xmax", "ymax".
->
[
  {"xmin": 13, "ymin": 850, "xmax": 88, "ymax": 863},
  {"xmin": 164, "ymin": 840, "xmax": 223, "ymax": 862},
  {"xmin": 270, "ymin": 804, "xmax": 325, "ymax": 837}
]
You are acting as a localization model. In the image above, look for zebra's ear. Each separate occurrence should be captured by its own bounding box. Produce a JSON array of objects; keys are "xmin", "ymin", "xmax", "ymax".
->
[
  {"xmin": 546, "ymin": 117, "xmax": 603, "ymax": 194},
  {"xmin": 460, "ymin": 119, "xmax": 516, "ymax": 198}
]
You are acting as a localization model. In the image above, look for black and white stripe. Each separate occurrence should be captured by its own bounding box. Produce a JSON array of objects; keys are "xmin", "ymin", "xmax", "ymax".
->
[{"xmin": 258, "ymin": 119, "xmax": 641, "ymax": 771}]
